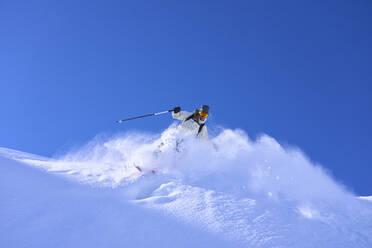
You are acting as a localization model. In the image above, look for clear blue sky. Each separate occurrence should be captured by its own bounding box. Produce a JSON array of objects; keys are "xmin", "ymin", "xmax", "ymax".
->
[{"xmin": 1, "ymin": 0, "xmax": 371, "ymax": 195}]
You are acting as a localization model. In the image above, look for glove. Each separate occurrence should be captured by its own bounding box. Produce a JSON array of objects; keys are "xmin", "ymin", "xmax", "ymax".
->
[{"xmin": 173, "ymin": 106, "xmax": 181, "ymax": 113}]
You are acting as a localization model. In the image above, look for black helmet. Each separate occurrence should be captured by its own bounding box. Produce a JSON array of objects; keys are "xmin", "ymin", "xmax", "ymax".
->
[{"xmin": 200, "ymin": 105, "xmax": 209, "ymax": 114}]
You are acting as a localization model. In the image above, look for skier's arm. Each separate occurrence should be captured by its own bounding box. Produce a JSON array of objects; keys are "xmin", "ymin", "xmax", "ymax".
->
[
  {"xmin": 172, "ymin": 111, "xmax": 192, "ymax": 121},
  {"xmin": 200, "ymin": 125, "xmax": 209, "ymax": 141}
]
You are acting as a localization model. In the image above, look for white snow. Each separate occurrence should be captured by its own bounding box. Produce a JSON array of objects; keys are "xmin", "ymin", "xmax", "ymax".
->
[
  {"xmin": 1, "ymin": 126, "xmax": 372, "ymax": 247},
  {"xmin": 360, "ymin": 196, "xmax": 372, "ymax": 202}
]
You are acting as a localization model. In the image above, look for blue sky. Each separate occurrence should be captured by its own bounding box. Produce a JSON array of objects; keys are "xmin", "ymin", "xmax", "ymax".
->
[{"xmin": 1, "ymin": 0, "xmax": 371, "ymax": 195}]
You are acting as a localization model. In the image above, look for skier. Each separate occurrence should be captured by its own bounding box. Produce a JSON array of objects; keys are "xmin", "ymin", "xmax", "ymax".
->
[
  {"xmin": 116, "ymin": 105, "xmax": 210, "ymax": 174},
  {"xmin": 172, "ymin": 105, "xmax": 209, "ymax": 141}
]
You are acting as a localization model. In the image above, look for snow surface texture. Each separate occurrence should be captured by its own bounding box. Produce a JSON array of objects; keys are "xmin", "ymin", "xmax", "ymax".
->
[{"xmin": 1, "ymin": 125, "xmax": 372, "ymax": 247}]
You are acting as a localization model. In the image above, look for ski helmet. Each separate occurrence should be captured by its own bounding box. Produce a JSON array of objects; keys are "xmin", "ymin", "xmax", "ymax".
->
[
  {"xmin": 200, "ymin": 105, "xmax": 209, "ymax": 115},
  {"xmin": 199, "ymin": 105, "xmax": 209, "ymax": 122}
]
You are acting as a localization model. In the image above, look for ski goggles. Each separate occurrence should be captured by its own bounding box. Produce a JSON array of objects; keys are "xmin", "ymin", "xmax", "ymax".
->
[{"xmin": 199, "ymin": 111, "xmax": 208, "ymax": 118}]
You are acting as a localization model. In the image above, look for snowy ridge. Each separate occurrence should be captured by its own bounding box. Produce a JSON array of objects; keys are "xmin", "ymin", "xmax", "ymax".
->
[
  {"xmin": 1, "ymin": 126, "xmax": 372, "ymax": 247},
  {"xmin": 0, "ymin": 147, "xmax": 50, "ymax": 162},
  {"xmin": 360, "ymin": 196, "xmax": 372, "ymax": 202}
]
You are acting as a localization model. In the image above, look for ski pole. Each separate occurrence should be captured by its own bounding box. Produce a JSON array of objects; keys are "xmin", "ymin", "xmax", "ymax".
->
[{"xmin": 117, "ymin": 109, "xmax": 174, "ymax": 123}]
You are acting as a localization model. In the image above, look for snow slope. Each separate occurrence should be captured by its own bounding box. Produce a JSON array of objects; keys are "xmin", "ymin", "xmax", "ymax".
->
[
  {"xmin": 0, "ymin": 152, "xmax": 231, "ymax": 248},
  {"xmin": 360, "ymin": 196, "xmax": 372, "ymax": 202},
  {"xmin": 1, "ymin": 126, "xmax": 372, "ymax": 247}
]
